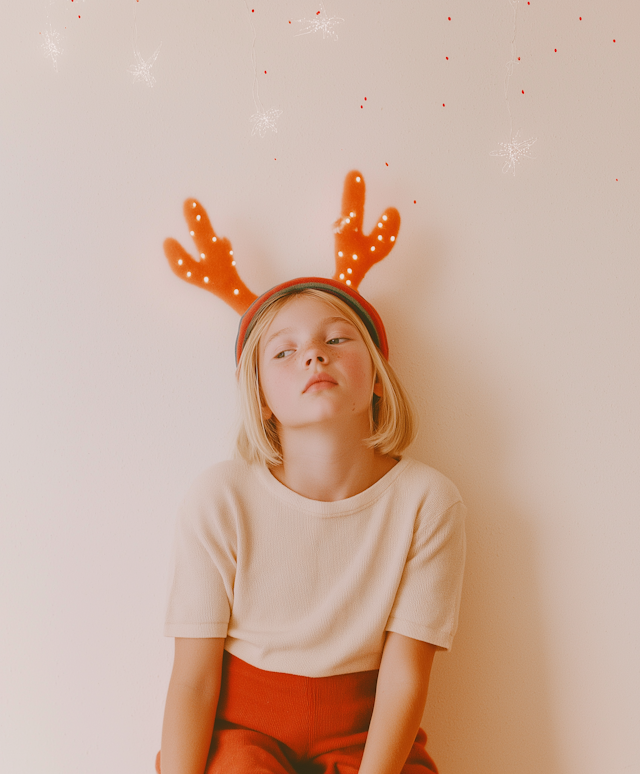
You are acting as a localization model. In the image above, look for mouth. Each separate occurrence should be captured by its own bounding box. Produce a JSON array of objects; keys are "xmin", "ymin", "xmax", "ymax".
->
[{"xmin": 303, "ymin": 374, "xmax": 338, "ymax": 393}]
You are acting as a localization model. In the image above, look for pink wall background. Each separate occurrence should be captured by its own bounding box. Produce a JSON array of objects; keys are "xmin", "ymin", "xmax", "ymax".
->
[{"xmin": 1, "ymin": 1, "xmax": 638, "ymax": 772}]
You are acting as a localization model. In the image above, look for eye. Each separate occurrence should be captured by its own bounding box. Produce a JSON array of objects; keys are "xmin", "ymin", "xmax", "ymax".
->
[
  {"xmin": 275, "ymin": 349, "xmax": 294, "ymax": 359},
  {"xmin": 327, "ymin": 337, "xmax": 348, "ymax": 345}
]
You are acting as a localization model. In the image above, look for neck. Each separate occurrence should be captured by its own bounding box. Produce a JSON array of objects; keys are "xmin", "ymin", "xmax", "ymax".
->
[{"xmin": 270, "ymin": 421, "xmax": 398, "ymax": 501}]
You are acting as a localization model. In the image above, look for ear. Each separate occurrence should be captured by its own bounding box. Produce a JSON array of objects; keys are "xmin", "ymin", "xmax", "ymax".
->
[
  {"xmin": 373, "ymin": 380, "xmax": 383, "ymax": 398},
  {"xmin": 261, "ymin": 404, "xmax": 273, "ymax": 421}
]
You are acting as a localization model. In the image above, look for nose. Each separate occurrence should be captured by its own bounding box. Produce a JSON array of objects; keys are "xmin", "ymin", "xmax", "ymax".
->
[{"xmin": 303, "ymin": 340, "xmax": 328, "ymax": 366}]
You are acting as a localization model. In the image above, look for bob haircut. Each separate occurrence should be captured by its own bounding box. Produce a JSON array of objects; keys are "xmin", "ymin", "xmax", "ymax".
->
[{"xmin": 235, "ymin": 288, "xmax": 416, "ymax": 468}]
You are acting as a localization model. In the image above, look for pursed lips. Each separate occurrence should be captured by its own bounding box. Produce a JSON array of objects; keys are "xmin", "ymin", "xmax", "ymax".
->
[{"xmin": 303, "ymin": 374, "xmax": 338, "ymax": 393}]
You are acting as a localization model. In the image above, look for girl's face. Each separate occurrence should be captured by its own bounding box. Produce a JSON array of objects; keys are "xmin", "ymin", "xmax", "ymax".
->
[{"xmin": 258, "ymin": 294, "xmax": 381, "ymax": 432}]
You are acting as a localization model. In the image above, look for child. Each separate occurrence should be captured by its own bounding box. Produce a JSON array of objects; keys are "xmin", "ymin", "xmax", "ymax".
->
[{"xmin": 157, "ymin": 278, "xmax": 466, "ymax": 774}]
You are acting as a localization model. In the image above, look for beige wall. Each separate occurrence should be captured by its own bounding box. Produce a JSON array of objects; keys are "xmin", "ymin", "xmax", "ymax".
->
[{"xmin": 1, "ymin": 1, "xmax": 638, "ymax": 772}]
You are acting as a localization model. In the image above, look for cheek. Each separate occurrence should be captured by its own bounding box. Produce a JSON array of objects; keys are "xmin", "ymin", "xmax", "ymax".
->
[
  {"xmin": 260, "ymin": 368, "xmax": 290, "ymax": 408},
  {"xmin": 347, "ymin": 352, "xmax": 375, "ymax": 383},
  {"xmin": 344, "ymin": 362, "xmax": 376, "ymax": 403}
]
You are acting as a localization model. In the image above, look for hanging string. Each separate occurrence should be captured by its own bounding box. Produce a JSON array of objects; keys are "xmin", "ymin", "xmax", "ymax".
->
[
  {"xmin": 244, "ymin": 0, "xmax": 262, "ymax": 114},
  {"xmin": 503, "ymin": 0, "xmax": 520, "ymax": 140},
  {"xmin": 243, "ymin": 2, "xmax": 282, "ymax": 137},
  {"xmin": 490, "ymin": 0, "xmax": 536, "ymax": 175}
]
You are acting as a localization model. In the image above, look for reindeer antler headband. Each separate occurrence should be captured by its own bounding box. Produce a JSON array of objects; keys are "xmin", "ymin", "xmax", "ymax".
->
[{"xmin": 163, "ymin": 170, "xmax": 401, "ymax": 363}]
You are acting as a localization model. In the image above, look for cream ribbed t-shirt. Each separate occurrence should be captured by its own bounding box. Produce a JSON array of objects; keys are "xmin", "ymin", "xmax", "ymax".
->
[{"xmin": 164, "ymin": 457, "xmax": 466, "ymax": 678}]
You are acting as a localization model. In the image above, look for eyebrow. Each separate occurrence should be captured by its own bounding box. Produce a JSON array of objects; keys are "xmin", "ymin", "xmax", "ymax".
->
[{"xmin": 263, "ymin": 316, "xmax": 356, "ymax": 349}]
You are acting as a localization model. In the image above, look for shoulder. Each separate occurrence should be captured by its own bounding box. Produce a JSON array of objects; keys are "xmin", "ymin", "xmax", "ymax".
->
[
  {"xmin": 178, "ymin": 459, "xmax": 264, "ymax": 526},
  {"xmin": 186, "ymin": 458, "xmax": 257, "ymax": 498},
  {"xmin": 398, "ymin": 457, "xmax": 464, "ymax": 512}
]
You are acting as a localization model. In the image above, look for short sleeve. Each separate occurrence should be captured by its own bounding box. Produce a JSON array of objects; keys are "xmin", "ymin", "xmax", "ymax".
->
[
  {"xmin": 163, "ymin": 474, "xmax": 237, "ymax": 638},
  {"xmin": 385, "ymin": 499, "xmax": 466, "ymax": 650}
]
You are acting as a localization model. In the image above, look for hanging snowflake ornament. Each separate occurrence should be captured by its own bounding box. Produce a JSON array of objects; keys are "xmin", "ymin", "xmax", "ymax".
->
[
  {"xmin": 490, "ymin": 133, "xmax": 537, "ymax": 175},
  {"xmin": 128, "ymin": 44, "xmax": 162, "ymax": 88},
  {"xmin": 41, "ymin": 26, "xmax": 63, "ymax": 71},
  {"xmin": 295, "ymin": 2, "xmax": 344, "ymax": 41},
  {"xmin": 490, "ymin": 0, "xmax": 537, "ymax": 174},
  {"xmin": 250, "ymin": 108, "xmax": 283, "ymax": 137}
]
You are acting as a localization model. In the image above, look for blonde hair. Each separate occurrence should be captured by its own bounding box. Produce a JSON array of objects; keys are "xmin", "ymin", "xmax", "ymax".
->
[{"xmin": 235, "ymin": 289, "xmax": 416, "ymax": 467}]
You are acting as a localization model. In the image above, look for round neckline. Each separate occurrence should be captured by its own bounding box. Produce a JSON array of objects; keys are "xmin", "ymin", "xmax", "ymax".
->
[{"xmin": 254, "ymin": 457, "xmax": 412, "ymax": 516}]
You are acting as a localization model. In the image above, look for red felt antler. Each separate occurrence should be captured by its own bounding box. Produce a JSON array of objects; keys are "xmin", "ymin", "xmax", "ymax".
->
[
  {"xmin": 332, "ymin": 170, "xmax": 400, "ymax": 291},
  {"xmin": 163, "ymin": 199, "xmax": 257, "ymax": 315},
  {"xmin": 163, "ymin": 172, "xmax": 400, "ymax": 313}
]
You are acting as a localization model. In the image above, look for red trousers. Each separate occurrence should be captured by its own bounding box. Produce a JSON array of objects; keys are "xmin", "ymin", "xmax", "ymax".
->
[{"xmin": 156, "ymin": 650, "xmax": 438, "ymax": 773}]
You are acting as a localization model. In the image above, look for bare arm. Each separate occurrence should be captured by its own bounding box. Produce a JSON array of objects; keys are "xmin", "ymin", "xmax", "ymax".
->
[
  {"xmin": 359, "ymin": 632, "xmax": 437, "ymax": 774},
  {"xmin": 159, "ymin": 637, "xmax": 226, "ymax": 774}
]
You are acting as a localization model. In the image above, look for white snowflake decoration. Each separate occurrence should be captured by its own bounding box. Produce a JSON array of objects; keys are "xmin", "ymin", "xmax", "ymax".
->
[
  {"xmin": 250, "ymin": 108, "xmax": 283, "ymax": 137},
  {"xmin": 490, "ymin": 133, "xmax": 537, "ymax": 175},
  {"xmin": 128, "ymin": 44, "xmax": 162, "ymax": 88},
  {"xmin": 41, "ymin": 27, "xmax": 63, "ymax": 72},
  {"xmin": 295, "ymin": 3, "xmax": 344, "ymax": 41}
]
